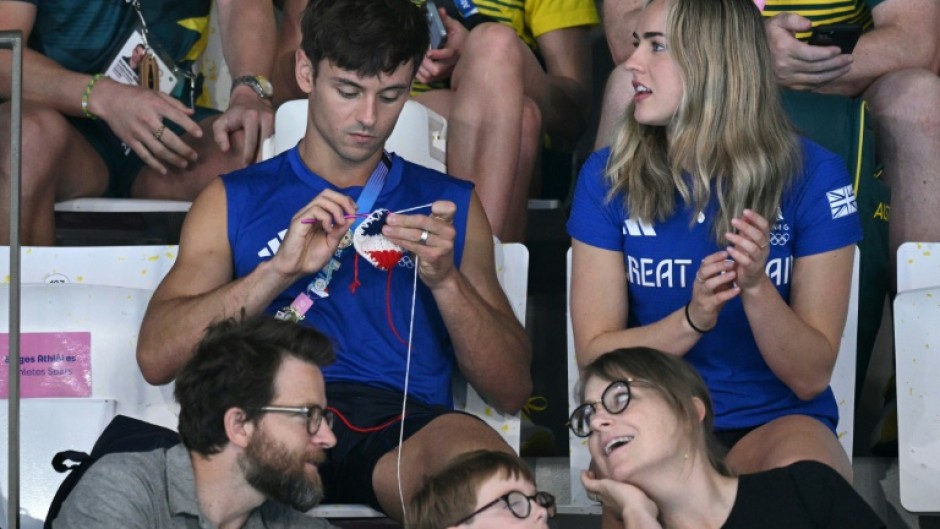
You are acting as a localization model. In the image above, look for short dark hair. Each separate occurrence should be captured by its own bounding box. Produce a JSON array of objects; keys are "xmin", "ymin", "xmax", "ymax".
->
[
  {"xmin": 300, "ymin": 0, "xmax": 430, "ymax": 78},
  {"xmin": 409, "ymin": 450, "xmax": 534, "ymax": 529},
  {"xmin": 578, "ymin": 347, "xmax": 732, "ymax": 476},
  {"xmin": 174, "ymin": 315, "xmax": 335, "ymax": 455}
]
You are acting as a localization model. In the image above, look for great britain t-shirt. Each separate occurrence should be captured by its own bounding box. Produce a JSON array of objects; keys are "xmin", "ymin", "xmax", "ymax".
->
[{"xmin": 567, "ymin": 138, "xmax": 862, "ymax": 431}]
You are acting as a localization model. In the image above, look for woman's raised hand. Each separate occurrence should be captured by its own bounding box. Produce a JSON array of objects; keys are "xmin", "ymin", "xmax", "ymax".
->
[{"xmin": 726, "ymin": 208, "xmax": 772, "ymax": 291}]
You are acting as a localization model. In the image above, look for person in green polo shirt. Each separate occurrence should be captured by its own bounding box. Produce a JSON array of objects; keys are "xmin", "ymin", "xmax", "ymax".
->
[{"xmin": 0, "ymin": 0, "xmax": 278, "ymax": 246}]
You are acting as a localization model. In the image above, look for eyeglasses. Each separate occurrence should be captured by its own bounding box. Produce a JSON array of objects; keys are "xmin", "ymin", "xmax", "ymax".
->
[
  {"xmin": 256, "ymin": 405, "xmax": 334, "ymax": 436},
  {"xmin": 452, "ymin": 490, "xmax": 556, "ymax": 526},
  {"xmin": 568, "ymin": 379, "xmax": 646, "ymax": 438}
]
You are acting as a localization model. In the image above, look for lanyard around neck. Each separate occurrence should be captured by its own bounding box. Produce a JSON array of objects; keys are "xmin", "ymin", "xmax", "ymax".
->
[
  {"xmin": 351, "ymin": 152, "xmax": 392, "ymax": 230},
  {"xmin": 300, "ymin": 152, "xmax": 393, "ymax": 301}
]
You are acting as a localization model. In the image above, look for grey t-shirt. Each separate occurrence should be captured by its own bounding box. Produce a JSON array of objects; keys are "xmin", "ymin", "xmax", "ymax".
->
[{"xmin": 52, "ymin": 444, "xmax": 337, "ymax": 529}]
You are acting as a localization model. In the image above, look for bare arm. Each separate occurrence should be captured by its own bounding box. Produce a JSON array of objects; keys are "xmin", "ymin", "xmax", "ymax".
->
[
  {"xmin": 594, "ymin": 64, "xmax": 633, "ymax": 149},
  {"xmin": 594, "ymin": 0, "xmax": 644, "ymax": 148},
  {"xmin": 581, "ymin": 471, "xmax": 662, "ymax": 529},
  {"xmin": 439, "ymin": 194, "xmax": 532, "ymax": 413},
  {"xmin": 723, "ymin": 211, "xmax": 852, "ymax": 400},
  {"xmin": 215, "ymin": 0, "xmax": 277, "ymax": 93},
  {"xmin": 137, "ymin": 179, "xmax": 355, "ymax": 384},
  {"xmin": 0, "ymin": 3, "xmax": 82, "ymax": 110},
  {"xmin": 533, "ymin": 26, "xmax": 594, "ymax": 141},
  {"xmin": 765, "ymin": 0, "xmax": 940, "ymax": 96},
  {"xmin": 737, "ymin": 247, "xmax": 853, "ymax": 400},
  {"xmin": 0, "ymin": 2, "xmax": 204, "ymax": 174},
  {"xmin": 602, "ymin": 0, "xmax": 645, "ymax": 65},
  {"xmin": 212, "ymin": 0, "xmax": 277, "ymax": 162},
  {"xmin": 271, "ymin": 0, "xmax": 308, "ymax": 106},
  {"xmin": 572, "ymin": 226, "xmax": 850, "ymax": 401},
  {"xmin": 570, "ymin": 240, "xmax": 714, "ymax": 368},
  {"xmin": 137, "ymin": 180, "xmax": 287, "ymax": 384},
  {"xmin": 384, "ymin": 194, "xmax": 532, "ymax": 413},
  {"xmin": 820, "ymin": 0, "xmax": 940, "ymax": 95}
]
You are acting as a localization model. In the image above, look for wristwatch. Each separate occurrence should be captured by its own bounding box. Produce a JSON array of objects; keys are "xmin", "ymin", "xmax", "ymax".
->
[{"xmin": 231, "ymin": 74, "xmax": 273, "ymax": 100}]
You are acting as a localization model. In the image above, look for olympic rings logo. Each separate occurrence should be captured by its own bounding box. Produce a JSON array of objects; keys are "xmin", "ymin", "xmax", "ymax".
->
[{"xmin": 769, "ymin": 232, "xmax": 790, "ymax": 246}]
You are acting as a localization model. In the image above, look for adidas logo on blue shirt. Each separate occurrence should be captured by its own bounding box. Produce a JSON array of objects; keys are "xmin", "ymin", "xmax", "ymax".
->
[
  {"xmin": 257, "ymin": 229, "xmax": 288, "ymax": 258},
  {"xmin": 623, "ymin": 219, "xmax": 657, "ymax": 237}
]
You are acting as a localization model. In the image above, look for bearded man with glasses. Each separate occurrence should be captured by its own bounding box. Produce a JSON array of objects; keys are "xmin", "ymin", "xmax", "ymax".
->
[{"xmin": 53, "ymin": 315, "xmax": 340, "ymax": 529}]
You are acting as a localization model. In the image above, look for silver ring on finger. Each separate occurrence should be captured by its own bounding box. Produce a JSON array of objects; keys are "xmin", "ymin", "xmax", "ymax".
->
[
  {"xmin": 418, "ymin": 229, "xmax": 430, "ymax": 246},
  {"xmin": 696, "ymin": 272, "xmax": 706, "ymax": 283}
]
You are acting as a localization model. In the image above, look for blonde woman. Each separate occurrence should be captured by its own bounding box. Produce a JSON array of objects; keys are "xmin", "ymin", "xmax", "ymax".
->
[
  {"xmin": 572, "ymin": 348, "xmax": 884, "ymax": 528},
  {"xmin": 567, "ymin": 0, "xmax": 862, "ymax": 494}
]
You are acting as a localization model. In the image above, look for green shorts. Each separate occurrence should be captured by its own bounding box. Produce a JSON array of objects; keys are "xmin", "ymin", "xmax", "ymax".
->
[{"xmin": 66, "ymin": 105, "xmax": 219, "ymax": 198}]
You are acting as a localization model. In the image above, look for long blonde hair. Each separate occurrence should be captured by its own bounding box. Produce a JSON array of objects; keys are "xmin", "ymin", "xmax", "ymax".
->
[{"xmin": 606, "ymin": 0, "xmax": 800, "ymax": 243}]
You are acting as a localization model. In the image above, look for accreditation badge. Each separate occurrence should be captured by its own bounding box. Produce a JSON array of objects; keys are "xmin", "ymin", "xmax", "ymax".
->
[{"xmin": 104, "ymin": 29, "xmax": 177, "ymax": 95}]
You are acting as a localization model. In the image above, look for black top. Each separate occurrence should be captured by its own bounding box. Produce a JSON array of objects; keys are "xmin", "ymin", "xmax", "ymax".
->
[{"xmin": 722, "ymin": 461, "xmax": 885, "ymax": 528}]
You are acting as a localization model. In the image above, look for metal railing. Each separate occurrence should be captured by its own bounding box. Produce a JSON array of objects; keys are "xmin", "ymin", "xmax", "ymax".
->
[{"xmin": 2, "ymin": 29, "xmax": 23, "ymax": 529}]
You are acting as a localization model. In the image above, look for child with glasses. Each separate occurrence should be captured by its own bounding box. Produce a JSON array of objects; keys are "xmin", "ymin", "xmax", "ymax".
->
[
  {"xmin": 408, "ymin": 450, "xmax": 555, "ymax": 529},
  {"xmin": 572, "ymin": 347, "xmax": 883, "ymax": 528}
]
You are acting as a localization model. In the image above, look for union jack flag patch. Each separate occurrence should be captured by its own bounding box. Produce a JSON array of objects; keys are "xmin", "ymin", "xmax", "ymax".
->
[{"xmin": 827, "ymin": 185, "xmax": 858, "ymax": 219}]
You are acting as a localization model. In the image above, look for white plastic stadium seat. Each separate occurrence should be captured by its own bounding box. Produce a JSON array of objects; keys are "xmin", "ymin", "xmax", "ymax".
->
[
  {"xmin": 262, "ymin": 99, "xmax": 448, "ymax": 172},
  {"xmin": 0, "ymin": 247, "xmax": 195, "ymax": 526},
  {"xmin": 53, "ymin": 198, "xmax": 191, "ymax": 213},
  {"xmin": 0, "ymin": 283, "xmax": 178, "ymax": 528},
  {"xmin": 894, "ymin": 242, "xmax": 940, "ymax": 513}
]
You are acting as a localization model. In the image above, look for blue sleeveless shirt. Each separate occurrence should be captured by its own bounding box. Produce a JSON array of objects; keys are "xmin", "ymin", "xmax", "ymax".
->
[{"xmin": 223, "ymin": 147, "xmax": 474, "ymax": 407}]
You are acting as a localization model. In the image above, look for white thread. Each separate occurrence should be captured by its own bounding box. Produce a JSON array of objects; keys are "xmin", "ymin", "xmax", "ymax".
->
[
  {"xmin": 393, "ymin": 203, "xmax": 434, "ymax": 215},
  {"xmin": 397, "ymin": 254, "xmax": 420, "ymax": 519},
  {"xmin": 391, "ymin": 201, "xmax": 431, "ymax": 519}
]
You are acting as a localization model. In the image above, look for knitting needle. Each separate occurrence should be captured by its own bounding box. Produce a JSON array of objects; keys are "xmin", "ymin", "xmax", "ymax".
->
[
  {"xmin": 300, "ymin": 214, "xmax": 369, "ymax": 224},
  {"xmin": 299, "ymin": 203, "xmax": 434, "ymax": 224}
]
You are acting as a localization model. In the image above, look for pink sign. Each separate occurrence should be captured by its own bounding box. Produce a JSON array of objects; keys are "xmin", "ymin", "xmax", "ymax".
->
[{"xmin": 0, "ymin": 332, "xmax": 91, "ymax": 398}]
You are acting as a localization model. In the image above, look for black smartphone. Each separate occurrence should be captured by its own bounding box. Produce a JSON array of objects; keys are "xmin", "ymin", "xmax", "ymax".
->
[
  {"xmin": 425, "ymin": 0, "xmax": 448, "ymax": 49},
  {"xmin": 809, "ymin": 23, "xmax": 862, "ymax": 55}
]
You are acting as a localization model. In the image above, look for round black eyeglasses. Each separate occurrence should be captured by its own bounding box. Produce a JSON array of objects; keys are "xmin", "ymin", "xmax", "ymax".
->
[
  {"xmin": 256, "ymin": 405, "xmax": 334, "ymax": 436},
  {"xmin": 452, "ymin": 490, "xmax": 556, "ymax": 526},
  {"xmin": 567, "ymin": 379, "xmax": 643, "ymax": 438}
]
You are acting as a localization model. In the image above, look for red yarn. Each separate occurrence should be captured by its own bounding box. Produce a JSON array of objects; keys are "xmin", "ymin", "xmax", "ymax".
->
[
  {"xmin": 385, "ymin": 267, "xmax": 411, "ymax": 348},
  {"xmin": 368, "ymin": 249, "xmax": 405, "ymax": 271},
  {"xmin": 328, "ymin": 405, "xmax": 404, "ymax": 433},
  {"xmin": 349, "ymin": 253, "xmax": 361, "ymax": 293}
]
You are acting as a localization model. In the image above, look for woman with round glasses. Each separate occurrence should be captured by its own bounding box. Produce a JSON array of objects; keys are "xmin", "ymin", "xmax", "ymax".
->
[
  {"xmin": 409, "ymin": 450, "xmax": 554, "ymax": 528},
  {"xmin": 572, "ymin": 347, "xmax": 883, "ymax": 528},
  {"xmin": 567, "ymin": 0, "xmax": 861, "ymax": 487}
]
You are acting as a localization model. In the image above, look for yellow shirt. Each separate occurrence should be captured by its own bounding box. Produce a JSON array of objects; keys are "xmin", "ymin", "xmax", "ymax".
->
[
  {"xmin": 473, "ymin": 0, "xmax": 599, "ymax": 49},
  {"xmin": 760, "ymin": 0, "xmax": 881, "ymax": 39},
  {"xmin": 412, "ymin": 0, "xmax": 598, "ymax": 93}
]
